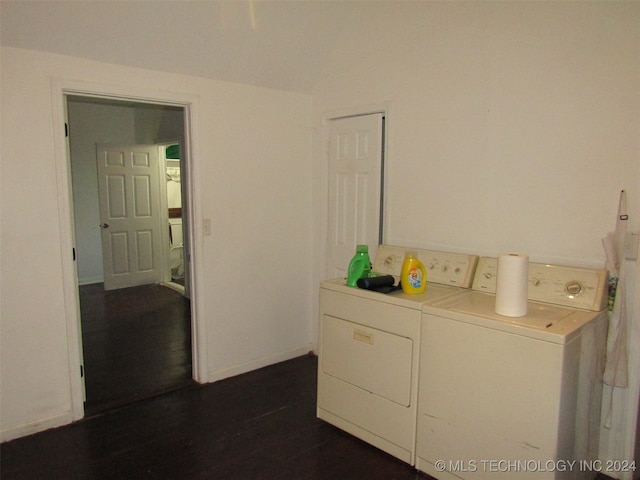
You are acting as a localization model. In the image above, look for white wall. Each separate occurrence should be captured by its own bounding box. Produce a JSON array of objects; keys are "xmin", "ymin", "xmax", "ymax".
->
[
  {"xmin": 312, "ymin": 1, "xmax": 639, "ymax": 265},
  {"xmin": 0, "ymin": 46, "xmax": 313, "ymax": 441},
  {"xmin": 133, "ymin": 105, "xmax": 184, "ymax": 145}
]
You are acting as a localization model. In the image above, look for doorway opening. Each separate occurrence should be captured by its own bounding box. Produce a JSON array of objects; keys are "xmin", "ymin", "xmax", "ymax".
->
[{"xmin": 66, "ymin": 95, "xmax": 194, "ymax": 415}]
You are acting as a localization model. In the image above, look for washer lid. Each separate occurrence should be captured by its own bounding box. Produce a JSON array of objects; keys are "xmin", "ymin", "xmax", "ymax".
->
[
  {"xmin": 446, "ymin": 292, "xmax": 574, "ymax": 330},
  {"xmin": 423, "ymin": 290, "xmax": 607, "ymax": 344}
]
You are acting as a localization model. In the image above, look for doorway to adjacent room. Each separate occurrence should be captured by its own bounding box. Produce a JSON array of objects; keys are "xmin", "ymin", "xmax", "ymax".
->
[{"xmin": 66, "ymin": 95, "xmax": 194, "ymax": 415}]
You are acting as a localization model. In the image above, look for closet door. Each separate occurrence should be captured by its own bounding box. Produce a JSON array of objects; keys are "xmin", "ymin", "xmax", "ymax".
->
[{"xmin": 326, "ymin": 113, "xmax": 384, "ymax": 278}]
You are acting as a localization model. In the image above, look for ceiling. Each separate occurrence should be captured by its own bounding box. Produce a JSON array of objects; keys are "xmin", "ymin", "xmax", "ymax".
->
[{"xmin": 0, "ymin": 0, "xmax": 375, "ymax": 94}]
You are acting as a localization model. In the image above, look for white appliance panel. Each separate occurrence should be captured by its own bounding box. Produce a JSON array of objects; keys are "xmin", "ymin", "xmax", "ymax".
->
[
  {"xmin": 373, "ymin": 244, "xmax": 478, "ymax": 287},
  {"xmin": 416, "ymin": 261, "xmax": 609, "ymax": 480},
  {"xmin": 472, "ymin": 257, "xmax": 608, "ymax": 311},
  {"xmin": 417, "ymin": 314, "xmax": 572, "ymax": 479},
  {"xmin": 321, "ymin": 315, "xmax": 413, "ymax": 406},
  {"xmin": 317, "ymin": 286, "xmax": 422, "ymax": 464},
  {"xmin": 318, "ymin": 372, "xmax": 419, "ymax": 462}
]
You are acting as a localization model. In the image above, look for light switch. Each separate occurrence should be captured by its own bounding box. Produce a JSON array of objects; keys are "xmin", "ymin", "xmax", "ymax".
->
[{"xmin": 624, "ymin": 232, "xmax": 639, "ymax": 260}]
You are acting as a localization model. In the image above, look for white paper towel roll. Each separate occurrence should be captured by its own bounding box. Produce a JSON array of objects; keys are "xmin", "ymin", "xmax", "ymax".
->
[{"xmin": 495, "ymin": 253, "xmax": 529, "ymax": 317}]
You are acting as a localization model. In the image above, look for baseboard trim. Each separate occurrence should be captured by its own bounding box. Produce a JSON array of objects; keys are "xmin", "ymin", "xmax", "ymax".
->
[
  {"xmin": 1, "ymin": 411, "xmax": 76, "ymax": 443},
  {"xmin": 206, "ymin": 345, "xmax": 314, "ymax": 384},
  {"xmin": 77, "ymin": 277, "xmax": 103, "ymax": 286}
]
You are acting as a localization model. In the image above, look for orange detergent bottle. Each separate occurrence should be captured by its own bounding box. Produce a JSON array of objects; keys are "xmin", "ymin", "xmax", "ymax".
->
[{"xmin": 400, "ymin": 252, "xmax": 427, "ymax": 294}]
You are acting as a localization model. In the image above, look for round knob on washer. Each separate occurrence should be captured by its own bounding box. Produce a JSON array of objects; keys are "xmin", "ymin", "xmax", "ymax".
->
[{"xmin": 565, "ymin": 282, "xmax": 583, "ymax": 296}]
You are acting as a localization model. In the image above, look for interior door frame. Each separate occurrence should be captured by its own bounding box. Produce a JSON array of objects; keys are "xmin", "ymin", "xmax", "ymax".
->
[{"xmin": 50, "ymin": 78, "xmax": 208, "ymax": 420}]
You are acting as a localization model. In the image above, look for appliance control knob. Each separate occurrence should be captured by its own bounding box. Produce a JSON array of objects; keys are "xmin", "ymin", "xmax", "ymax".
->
[
  {"xmin": 483, "ymin": 273, "xmax": 492, "ymax": 279},
  {"xmin": 565, "ymin": 282, "xmax": 583, "ymax": 296}
]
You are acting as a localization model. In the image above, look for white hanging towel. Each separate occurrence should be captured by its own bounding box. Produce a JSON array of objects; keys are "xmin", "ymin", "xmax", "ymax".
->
[{"xmin": 601, "ymin": 191, "xmax": 629, "ymax": 428}]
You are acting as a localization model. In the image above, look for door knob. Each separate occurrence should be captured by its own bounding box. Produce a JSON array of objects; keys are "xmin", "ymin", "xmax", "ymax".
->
[{"xmin": 99, "ymin": 223, "xmax": 109, "ymax": 229}]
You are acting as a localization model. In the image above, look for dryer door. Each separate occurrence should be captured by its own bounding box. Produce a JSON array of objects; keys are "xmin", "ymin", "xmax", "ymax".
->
[{"xmin": 321, "ymin": 315, "xmax": 413, "ymax": 406}]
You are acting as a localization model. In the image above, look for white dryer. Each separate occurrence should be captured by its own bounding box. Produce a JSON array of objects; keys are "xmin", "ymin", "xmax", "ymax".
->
[
  {"xmin": 317, "ymin": 245, "xmax": 478, "ymax": 465},
  {"xmin": 416, "ymin": 257, "xmax": 609, "ymax": 480}
]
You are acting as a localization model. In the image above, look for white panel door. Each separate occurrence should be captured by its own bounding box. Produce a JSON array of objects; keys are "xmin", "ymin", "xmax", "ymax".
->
[
  {"xmin": 97, "ymin": 144, "xmax": 163, "ymax": 290},
  {"xmin": 326, "ymin": 113, "xmax": 384, "ymax": 278}
]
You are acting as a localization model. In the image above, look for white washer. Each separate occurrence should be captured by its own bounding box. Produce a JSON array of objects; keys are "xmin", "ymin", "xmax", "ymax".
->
[
  {"xmin": 317, "ymin": 245, "xmax": 478, "ymax": 465},
  {"xmin": 416, "ymin": 257, "xmax": 609, "ymax": 480}
]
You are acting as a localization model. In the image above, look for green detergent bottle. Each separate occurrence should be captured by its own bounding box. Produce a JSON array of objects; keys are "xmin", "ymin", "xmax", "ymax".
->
[{"xmin": 346, "ymin": 244, "xmax": 371, "ymax": 287}]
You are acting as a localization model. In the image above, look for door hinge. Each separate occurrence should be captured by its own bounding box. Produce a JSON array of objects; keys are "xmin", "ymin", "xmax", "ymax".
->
[
  {"xmin": 72, "ymin": 248, "xmax": 76, "ymax": 261},
  {"xmin": 80, "ymin": 365, "xmax": 84, "ymax": 378},
  {"xmin": 65, "ymin": 123, "xmax": 69, "ymax": 137}
]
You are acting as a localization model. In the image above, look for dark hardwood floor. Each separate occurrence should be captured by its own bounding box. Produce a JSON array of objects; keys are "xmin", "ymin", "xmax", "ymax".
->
[
  {"xmin": 79, "ymin": 283, "xmax": 193, "ymax": 416},
  {"xmin": 1, "ymin": 355, "xmax": 429, "ymax": 480},
  {"xmin": 0, "ymin": 355, "xmax": 616, "ymax": 480}
]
